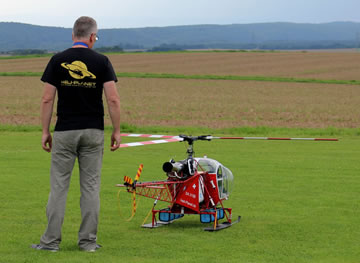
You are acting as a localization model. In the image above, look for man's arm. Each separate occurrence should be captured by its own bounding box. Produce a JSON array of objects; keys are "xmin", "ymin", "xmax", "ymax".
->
[
  {"xmin": 41, "ymin": 83, "xmax": 56, "ymax": 152},
  {"xmin": 104, "ymin": 81, "xmax": 121, "ymax": 151}
]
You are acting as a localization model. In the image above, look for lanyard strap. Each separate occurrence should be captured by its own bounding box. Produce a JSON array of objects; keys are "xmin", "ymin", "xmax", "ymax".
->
[{"xmin": 72, "ymin": 42, "xmax": 89, "ymax": 48}]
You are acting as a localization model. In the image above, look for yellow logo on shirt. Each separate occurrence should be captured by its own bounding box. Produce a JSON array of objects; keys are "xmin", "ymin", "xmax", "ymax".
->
[{"xmin": 61, "ymin": 61, "xmax": 96, "ymax": 80}]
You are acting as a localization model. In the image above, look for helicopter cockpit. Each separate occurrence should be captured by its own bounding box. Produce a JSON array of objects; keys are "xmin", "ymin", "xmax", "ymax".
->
[{"xmin": 195, "ymin": 157, "xmax": 234, "ymax": 199}]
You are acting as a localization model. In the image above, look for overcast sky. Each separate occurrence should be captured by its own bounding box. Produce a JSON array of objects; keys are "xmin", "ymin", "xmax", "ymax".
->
[{"xmin": 1, "ymin": 0, "xmax": 359, "ymax": 29}]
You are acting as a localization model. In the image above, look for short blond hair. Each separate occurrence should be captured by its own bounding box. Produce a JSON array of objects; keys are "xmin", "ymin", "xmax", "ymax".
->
[{"xmin": 73, "ymin": 16, "xmax": 97, "ymax": 39}]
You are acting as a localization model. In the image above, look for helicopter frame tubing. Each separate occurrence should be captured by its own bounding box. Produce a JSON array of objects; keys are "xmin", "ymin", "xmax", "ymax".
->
[
  {"xmin": 139, "ymin": 171, "xmax": 239, "ymax": 231},
  {"xmin": 142, "ymin": 205, "xmax": 240, "ymax": 231}
]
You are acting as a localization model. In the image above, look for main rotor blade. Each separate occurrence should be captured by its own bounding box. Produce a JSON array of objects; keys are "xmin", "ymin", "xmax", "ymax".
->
[
  {"xmin": 119, "ymin": 134, "xmax": 338, "ymax": 147},
  {"xmin": 120, "ymin": 138, "xmax": 182, "ymax": 148},
  {"xmin": 120, "ymin": 133, "xmax": 180, "ymax": 139},
  {"xmin": 211, "ymin": 136, "xmax": 338, "ymax": 141}
]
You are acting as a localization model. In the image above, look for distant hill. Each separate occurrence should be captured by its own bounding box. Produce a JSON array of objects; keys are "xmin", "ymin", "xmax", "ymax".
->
[{"xmin": 1, "ymin": 21, "xmax": 360, "ymax": 52}]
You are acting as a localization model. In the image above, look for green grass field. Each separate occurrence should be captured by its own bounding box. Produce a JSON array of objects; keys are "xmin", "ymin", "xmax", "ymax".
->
[
  {"xmin": 0, "ymin": 128, "xmax": 359, "ymax": 263},
  {"xmin": 2, "ymin": 71, "xmax": 360, "ymax": 85}
]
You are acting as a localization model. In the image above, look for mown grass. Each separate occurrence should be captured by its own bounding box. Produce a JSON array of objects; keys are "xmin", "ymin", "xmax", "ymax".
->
[
  {"xmin": 0, "ymin": 50, "xmax": 277, "ymax": 60},
  {"xmin": 2, "ymin": 71, "xmax": 360, "ymax": 85},
  {"xmin": 0, "ymin": 72, "xmax": 360, "ymax": 85},
  {"xmin": 116, "ymin": 72, "xmax": 360, "ymax": 85},
  {"xmin": 1, "ymin": 123, "xmax": 359, "ymax": 137},
  {"xmin": 0, "ymin": 72, "xmax": 42, "ymax": 77},
  {"xmin": 0, "ymin": 128, "xmax": 359, "ymax": 262},
  {"xmin": 0, "ymin": 54, "xmax": 53, "ymax": 60}
]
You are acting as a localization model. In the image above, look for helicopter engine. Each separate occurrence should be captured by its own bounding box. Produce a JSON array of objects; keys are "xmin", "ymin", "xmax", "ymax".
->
[{"xmin": 162, "ymin": 158, "xmax": 196, "ymax": 179}]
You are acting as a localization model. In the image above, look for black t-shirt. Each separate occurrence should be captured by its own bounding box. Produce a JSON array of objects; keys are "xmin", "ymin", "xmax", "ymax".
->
[{"xmin": 41, "ymin": 48, "xmax": 117, "ymax": 131}]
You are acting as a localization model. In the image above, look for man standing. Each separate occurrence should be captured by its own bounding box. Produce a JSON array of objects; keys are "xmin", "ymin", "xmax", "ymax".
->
[{"xmin": 32, "ymin": 16, "xmax": 121, "ymax": 252}]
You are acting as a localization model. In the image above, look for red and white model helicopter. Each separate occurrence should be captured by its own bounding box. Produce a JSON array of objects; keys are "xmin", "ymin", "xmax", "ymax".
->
[{"xmin": 116, "ymin": 134, "xmax": 337, "ymax": 231}]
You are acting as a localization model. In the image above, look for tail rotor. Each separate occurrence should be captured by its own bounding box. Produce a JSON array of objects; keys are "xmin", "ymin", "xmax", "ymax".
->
[{"xmin": 124, "ymin": 164, "xmax": 144, "ymax": 221}]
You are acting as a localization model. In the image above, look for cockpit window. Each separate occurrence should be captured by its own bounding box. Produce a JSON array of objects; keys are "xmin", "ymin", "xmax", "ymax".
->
[
  {"xmin": 217, "ymin": 165, "xmax": 233, "ymax": 199},
  {"xmin": 217, "ymin": 166, "xmax": 223, "ymax": 197},
  {"xmin": 195, "ymin": 158, "xmax": 233, "ymax": 200},
  {"xmin": 196, "ymin": 158, "xmax": 217, "ymax": 173},
  {"xmin": 217, "ymin": 166, "xmax": 222, "ymax": 178}
]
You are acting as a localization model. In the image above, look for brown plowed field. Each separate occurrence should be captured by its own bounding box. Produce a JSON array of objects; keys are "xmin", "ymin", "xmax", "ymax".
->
[
  {"xmin": 2, "ymin": 51, "xmax": 360, "ymax": 80},
  {"xmin": 1, "ymin": 76, "xmax": 359, "ymax": 128},
  {"xmin": 107, "ymin": 51, "xmax": 360, "ymax": 81}
]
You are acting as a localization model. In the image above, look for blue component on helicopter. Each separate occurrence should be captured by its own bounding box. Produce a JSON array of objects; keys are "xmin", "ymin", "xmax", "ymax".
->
[
  {"xmin": 200, "ymin": 208, "xmax": 224, "ymax": 223},
  {"xmin": 159, "ymin": 208, "xmax": 184, "ymax": 222}
]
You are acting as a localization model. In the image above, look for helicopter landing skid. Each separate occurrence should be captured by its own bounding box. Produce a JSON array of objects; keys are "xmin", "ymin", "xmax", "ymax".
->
[
  {"xmin": 203, "ymin": 216, "xmax": 241, "ymax": 232},
  {"xmin": 141, "ymin": 220, "xmax": 176, "ymax": 228},
  {"xmin": 141, "ymin": 216, "xmax": 241, "ymax": 231}
]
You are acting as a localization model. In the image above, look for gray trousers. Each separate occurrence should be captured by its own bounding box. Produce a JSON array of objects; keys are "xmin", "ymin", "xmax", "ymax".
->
[{"xmin": 40, "ymin": 129, "xmax": 104, "ymax": 250}]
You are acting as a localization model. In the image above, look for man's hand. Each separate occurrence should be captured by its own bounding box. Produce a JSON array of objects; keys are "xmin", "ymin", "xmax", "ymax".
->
[
  {"xmin": 42, "ymin": 132, "xmax": 52, "ymax": 152},
  {"xmin": 41, "ymin": 83, "xmax": 56, "ymax": 153},
  {"xmin": 111, "ymin": 131, "xmax": 121, "ymax": 151},
  {"xmin": 104, "ymin": 81, "xmax": 121, "ymax": 151}
]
